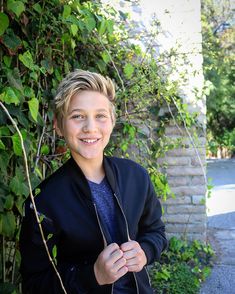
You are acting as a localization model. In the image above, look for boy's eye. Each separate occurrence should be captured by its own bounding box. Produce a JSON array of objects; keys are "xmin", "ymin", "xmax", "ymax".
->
[
  {"xmin": 96, "ymin": 114, "xmax": 107, "ymax": 119},
  {"xmin": 71, "ymin": 114, "xmax": 84, "ymax": 119}
]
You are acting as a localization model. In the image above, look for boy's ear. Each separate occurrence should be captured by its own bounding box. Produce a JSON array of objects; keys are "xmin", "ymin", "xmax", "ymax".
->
[{"xmin": 53, "ymin": 116, "xmax": 63, "ymax": 137}]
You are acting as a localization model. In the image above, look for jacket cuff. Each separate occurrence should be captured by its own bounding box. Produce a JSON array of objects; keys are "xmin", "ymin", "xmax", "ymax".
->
[{"xmin": 140, "ymin": 242, "xmax": 155, "ymax": 265}]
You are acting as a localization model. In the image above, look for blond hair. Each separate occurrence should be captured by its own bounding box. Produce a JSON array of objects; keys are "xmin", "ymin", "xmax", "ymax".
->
[{"xmin": 54, "ymin": 69, "xmax": 116, "ymax": 129}]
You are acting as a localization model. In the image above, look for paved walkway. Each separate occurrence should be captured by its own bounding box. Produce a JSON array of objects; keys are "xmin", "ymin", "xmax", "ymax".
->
[{"xmin": 200, "ymin": 159, "xmax": 235, "ymax": 294}]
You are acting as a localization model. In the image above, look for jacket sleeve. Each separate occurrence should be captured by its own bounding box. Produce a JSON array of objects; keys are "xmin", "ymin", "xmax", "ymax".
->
[
  {"xmin": 19, "ymin": 199, "xmax": 99, "ymax": 294},
  {"xmin": 137, "ymin": 173, "xmax": 168, "ymax": 264}
]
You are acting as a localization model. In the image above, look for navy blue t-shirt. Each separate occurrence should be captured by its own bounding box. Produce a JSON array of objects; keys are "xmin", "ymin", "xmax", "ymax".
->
[{"xmin": 88, "ymin": 178, "xmax": 135, "ymax": 293}]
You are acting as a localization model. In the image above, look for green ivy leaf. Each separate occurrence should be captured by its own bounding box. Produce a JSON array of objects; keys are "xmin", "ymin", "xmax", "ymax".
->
[
  {"xmin": 15, "ymin": 196, "xmax": 25, "ymax": 215},
  {"xmin": 124, "ymin": 63, "xmax": 134, "ymax": 79},
  {"xmin": 7, "ymin": 0, "xmax": 25, "ymax": 17},
  {"xmin": 7, "ymin": 68, "xmax": 23, "ymax": 92},
  {"xmin": 71, "ymin": 24, "xmax": 78, "ymax": 36},
  {"xmin": 41, "ymin": 59, "xmax": 53, "ymax": 74},
  {"xmin": 24, "ymin": 86, "xmax": 35, "ymax": 98},
  {"xmin": 33, "ymin": 3, "xmax": 42, "ymax": 14},
  {"xmin": 84, "ymin": 15, "xmax": 96, "ymax": 32},
  {"xmin": 9, "ymin": 177, "xmax": 26, "ymax": 196},
  {"xmin": 11, "ymin": 130, "xmax": 26, "ymax": 156},
  {"xmin": 106, "ymin": 19, "xmax": 114, "ymax": 34},
  {"xmin": 98, "ymin": 19, "xmax": 106, "ymax": 36},
  {"xmin": 39, "ymin": 214, "xmax": 45, "ymax": 223},
  {"xmin": 71, "ymin": 38, "xmax": 76, "ymax": 49},
  {"xmin": 0, "ymin": 12, "xmax": 9, "ymax": 36},
  {"xmin": 28, "ymin": 97, "xmax": 39, "ymax": 122},
  {"xmin": 2, "ymin": 211, "xmax": 16, "ymax": 238},
  {"xmin": 52, "ymin": 245, "xmax": 57, "ymax": 263},
  {"xmin": 41, "ymin": 144, "xmax": 50, "ymax": 155},
  {"xmin": 96, "ymin": 59, "xmax": 106, "ymax": 72},
  {"xmin": 9, "ymin": 173, "xmax": 29, "ymax": 196},
  {"xmin": 3, "ymin": 55, "xmax": 12, "ymax": 67},
  {"xmin": 12, "ymin": 133, "xmax": 22, "ymax": 156},
  {"xmin": 0, "ymin": 87, "xmax": 20, "ymax": 105},
  {"xmin": 101, "ymin": 51, "xmax": 111, "ymax": 64},
  {"xmin": 47, "ymin": 233, "xmax": 53, "ymax": 241},
  {"xmin": 62, "ymin": 5, "xmax": 71, "ymax": 19},
  {"xmin": 4, "ymin": 195, "xmax": 14, "ymax": 210},
  {"xmin": 19, "ymin": 51, "xmax": 37, "ymax": 70},
  {"xmin": 2, "ymin": 29, "xmax": 22, "ymax": 52},
  {"xmin": 0, "ymin": 126, "xmax": 11, "ymax": 136},
  {"xmin": 35, "ymin": 166, "xmax": 43, "ymax": 180},
  {"xmin": 35, "ymin": 188, "xmax": 41, "ymax": 196},
  {"xmin": 0, "ymin": 139, "xmax": 5, "ymax": 150}
]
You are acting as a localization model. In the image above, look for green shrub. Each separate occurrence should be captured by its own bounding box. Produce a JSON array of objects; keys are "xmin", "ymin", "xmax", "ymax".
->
[{"xmin": 150, "ymin": 237, "xmax": 214, "ymax": 294}]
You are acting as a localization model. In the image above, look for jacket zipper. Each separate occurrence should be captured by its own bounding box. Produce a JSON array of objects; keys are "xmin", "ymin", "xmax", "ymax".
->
[
  {"xmin": 93, "ymin": 203, "xmax": 107, "ymax": 247},
  {"xmin": 144, "ymin": 266, "xmax": 152, "ymax": 288},
  {"xmin": 93, "ymin": 203, "xmax": 114, "ymax": 294},
  {"xmin": 113, "ymin": 193, "xmax": 140, "ymax": 294}
]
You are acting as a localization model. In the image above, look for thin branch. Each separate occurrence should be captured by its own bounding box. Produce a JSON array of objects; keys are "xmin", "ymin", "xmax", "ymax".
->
[
  {"xmin": 93, "ymin": 32, "xmax": 128, "ymax": 115},
  {"xmin": 2, "ymin": 236, "xmax": 6, "ymax": 282},
  {"xmin": 34, "ymin": 113, "xmax": 48, "ymax": 170},
  {"xmin": 0, "ymin": 102, "xmax": 67, "ymax": 294},
  {"xmin": 164, "ymin": 98, "xmax": 184, "ymax": 136},
  {"xmin": 169, "ymin": 97, "xmax": 207, "ymax": 184}
]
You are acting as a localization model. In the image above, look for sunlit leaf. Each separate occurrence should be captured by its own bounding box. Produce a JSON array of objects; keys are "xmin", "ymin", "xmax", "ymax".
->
[
  {"xmin": 11, "ymin": 130, "xmax": 27, "ymax": 156},
  {"xmin": 124, "ymin": 63, "xmax": 134, "ymax": 79},
  {"xmin": 101, "ymin": 51, "xmax": 111, "ymax": 64},
  {"xmin": 98, "ymin": 19, "xmax": 106, "ymax": 36},
  {"xmin": 41, "ymin": 144, "xmax": 50, "ymax": 155},
  {"xmin": 12, "ymin": 133, "xmax": 22, "ymax": 156},
  {"xmin": 33, "ymin": 3, "xmax": 42, "ymax": 14},
  {"xmin": 62, "ymin": 5, "xmax": 71, "ymax": 19},
  {"xmin": 0, "ymin": 87, "xmax": 20, "ymax": 105},
  {"xmin": 84, "ymin": 15, "xmax": 96, "ymax": 32},
  {"xmin": 28, "ymin": 97, "xmax": 39, "ymax": 122},
  {"xmin": 7, "ymin": 0, "xmax": 25, "ymax": 17},
  {"xmin": 71, "ymin": 24, "xmax": 78, "ymax": 36},
  {"xmin": 52, "ymin": 245, "xmax": 57, "ymax": 263},
  {"xmin": 19, "ymin": 51, "xmax": 37, "ymax": 70}
]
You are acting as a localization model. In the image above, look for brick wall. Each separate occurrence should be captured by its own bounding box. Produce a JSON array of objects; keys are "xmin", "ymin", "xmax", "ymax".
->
[{"xmin": 162, "ymin": 125, "xmax": 207, "ymax": 241}]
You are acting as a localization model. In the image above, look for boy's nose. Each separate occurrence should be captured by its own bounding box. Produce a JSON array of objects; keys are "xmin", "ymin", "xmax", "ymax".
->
[{"xmin": 82, "ymin": 118, "xmax": 97, "ymax": 132}]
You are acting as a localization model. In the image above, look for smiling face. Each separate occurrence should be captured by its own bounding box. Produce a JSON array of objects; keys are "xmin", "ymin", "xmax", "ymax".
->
[{"xmin": 56, "ymin": 90, "xmax": 114, "ymax": 165}]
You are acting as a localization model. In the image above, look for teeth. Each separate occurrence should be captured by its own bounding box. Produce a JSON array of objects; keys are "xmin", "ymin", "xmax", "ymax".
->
[{"xmin": 81, "ymin": 139, "xmax": 98, "ymax": 143}]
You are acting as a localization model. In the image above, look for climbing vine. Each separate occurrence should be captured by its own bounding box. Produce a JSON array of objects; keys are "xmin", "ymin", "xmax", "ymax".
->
[{"xmin": 0, "ymin": 0, "xmax": 204, "ymax": 293}]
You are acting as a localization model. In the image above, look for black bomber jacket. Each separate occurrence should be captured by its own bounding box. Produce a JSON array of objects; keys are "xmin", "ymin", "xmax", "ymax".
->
[{"xmin": 19, "ymin": 156, "xmax": 168, "ymax": 294}]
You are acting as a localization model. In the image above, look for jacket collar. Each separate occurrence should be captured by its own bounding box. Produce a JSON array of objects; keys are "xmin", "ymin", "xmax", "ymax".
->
[
  {"xmin": 103, "ymin": 156, "xmax": 117, "ymax": 193},
  {"xmin": 68, "ymin": 155, "xmax": 117, "ymax": 198}
]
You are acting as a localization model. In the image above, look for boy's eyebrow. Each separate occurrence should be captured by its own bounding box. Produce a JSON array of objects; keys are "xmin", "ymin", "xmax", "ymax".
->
[{"xmin": 68, "ymin": 108, "xmax": 109, "ymax": 115}]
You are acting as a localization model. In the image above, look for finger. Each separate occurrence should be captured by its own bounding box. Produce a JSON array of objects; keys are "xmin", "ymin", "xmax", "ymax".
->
[
  {"xmin": 113, "ymin": 256, "xmax": 127, "ymax": 271},
  {"xmin": 102, "ymin": 243, "xmax": 120, "ymax": 259},
  {"xmin": 122, "ymin": 247, "xmax": 141, "ymax": 260},
  {"xmin": 109, "ymin": 248, "xmax": 124, "ymax": 264},
  {"xmin": 125, "ymin": 257, "xmax": 139, "ymax": 267},
  {"xmin": 126, "ymin": 264, "xmax": 142, "ymax": 272},
  {"xmin": 115, "ymin": 265, "xmax": 128, "ymax": 279},
  {"xmin": 108, "ymin": 258, "xmax": 128, "ymax": 282},
  {"xmin": 120, "ymin": 240, "xmax": 136, "ymax": 251}
]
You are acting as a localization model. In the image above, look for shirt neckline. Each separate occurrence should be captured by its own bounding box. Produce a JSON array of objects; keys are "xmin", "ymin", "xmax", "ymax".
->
[{"xmin": 87, "ymin": 177, "xmax": 106, "ymax": 186}]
